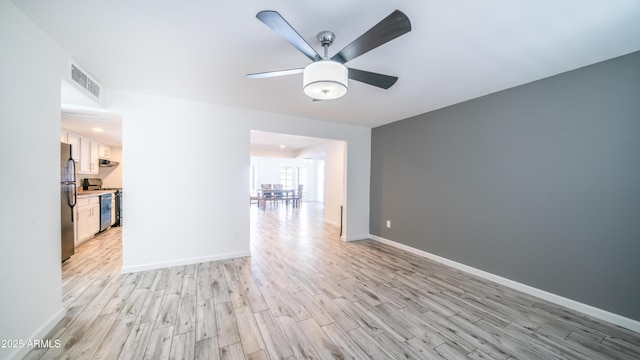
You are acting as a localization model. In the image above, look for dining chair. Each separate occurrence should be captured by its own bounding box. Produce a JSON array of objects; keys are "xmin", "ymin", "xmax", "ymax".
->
[
  {"xmin": 260, "ymin": 184, "xmax": 275, "ymax": 209},
  {"xmin": 293, "ymin": 184, "xmax": 304, "ymax": 208},
  {"xmin": 272, "ymin": 184, "xmax": 284, "ymax": 205}
]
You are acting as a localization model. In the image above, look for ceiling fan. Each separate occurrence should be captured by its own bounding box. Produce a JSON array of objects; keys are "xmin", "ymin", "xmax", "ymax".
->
[{"xmin": 247, "ymin": 10, "xmax": 412, "ymax": 100}]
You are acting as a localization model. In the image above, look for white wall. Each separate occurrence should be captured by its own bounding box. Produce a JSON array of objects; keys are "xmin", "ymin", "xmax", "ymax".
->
[
  {"xmin": 0, "ymin": 2, "xmax": 67, "ymax": 358},
  {"xmin": 320, "ymin": 142, "xmax": 346, "ymax": 227},
  {"xmin": 297, "ymin": 141, "xmax": 347, "ymax": 225},
  {"xmin": 107, "ymin": 89, "xmax": 371, "ymax": 272}
]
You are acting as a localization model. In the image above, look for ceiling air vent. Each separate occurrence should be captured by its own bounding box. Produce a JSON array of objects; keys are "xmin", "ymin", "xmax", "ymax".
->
[{"xmin": 70, "ymin": 63, "xmax": 101, "ymax": 99}]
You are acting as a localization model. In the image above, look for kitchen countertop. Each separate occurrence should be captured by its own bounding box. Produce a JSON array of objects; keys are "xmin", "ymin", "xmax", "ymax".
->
[{"xmin": 77, "ymin": 190, "xmax": 117, "ymax": 198}]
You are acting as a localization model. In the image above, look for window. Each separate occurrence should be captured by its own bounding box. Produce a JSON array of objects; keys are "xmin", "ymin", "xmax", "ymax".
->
[
  {"xmin": 280, "ymin": 166, "xmax": 293, "ymax": 188},
  {"xmin": 296, "ymin": 166, "xmax": 307, "ymax": 199}
]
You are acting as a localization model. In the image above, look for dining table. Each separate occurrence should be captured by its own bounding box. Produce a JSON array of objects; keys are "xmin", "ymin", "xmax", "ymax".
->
[{"xmin": 257, "ymin": 188, "xmax": 297, "ymax": 209}]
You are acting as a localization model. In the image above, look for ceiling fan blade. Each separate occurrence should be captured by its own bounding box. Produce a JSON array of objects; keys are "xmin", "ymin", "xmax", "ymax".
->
[
  {"xmin": 256, "ymin": 11, "xmax": 322, "ymax": 62},
  {"xmin": 348, "ymin": 68, "xmax": 398, "ymax": 89},
  {"xmin": 331, "ymin": 10, "xmax": 411, "ymax": 64},
  {"xmin": 247, "ymin": 68, "xmax": 304, "ymax": 79}
]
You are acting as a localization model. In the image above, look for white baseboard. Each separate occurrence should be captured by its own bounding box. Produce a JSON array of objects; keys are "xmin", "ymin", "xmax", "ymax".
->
[
  {"xmin": 7, "ymin": 308, "xmax": 66, "ymax": 360},
  {"xmin": 368, "ymin": 234, "xmax": 640, "ymax": 334},
  {"xmin": 121, "ymin": 250, "xmax": 251, "ymax": 274},
  {"xmin": 345, "ymin": 234, "xmax": 370, "ymax": 242}
]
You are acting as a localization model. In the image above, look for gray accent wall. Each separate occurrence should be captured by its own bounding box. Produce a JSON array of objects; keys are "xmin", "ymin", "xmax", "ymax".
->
[{"xmin": 370, "ymin": 51, "xmax": 640, "ymax": 321}]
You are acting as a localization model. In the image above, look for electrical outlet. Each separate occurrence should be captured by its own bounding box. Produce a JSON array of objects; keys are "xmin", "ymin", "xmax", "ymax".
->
[{"xmin": 386, "ymin": 220, "xmax": 391, "ymax": 228}]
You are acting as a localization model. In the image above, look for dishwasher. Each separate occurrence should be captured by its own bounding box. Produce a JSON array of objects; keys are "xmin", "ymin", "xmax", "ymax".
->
[{"xmin": 99, "ymin": 193, "xmax": 112, "ymax": 233}]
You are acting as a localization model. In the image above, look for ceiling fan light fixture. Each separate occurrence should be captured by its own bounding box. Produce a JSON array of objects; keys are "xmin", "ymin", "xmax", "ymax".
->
[{"xmin": 303, "ymin": 60, "xmax": 348, "ymax": 100}]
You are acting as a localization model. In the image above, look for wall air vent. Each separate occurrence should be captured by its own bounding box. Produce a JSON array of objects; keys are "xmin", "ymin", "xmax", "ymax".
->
[{"xmin": 70, "ymin": 63, "xmax": 101, "ymax": 99}]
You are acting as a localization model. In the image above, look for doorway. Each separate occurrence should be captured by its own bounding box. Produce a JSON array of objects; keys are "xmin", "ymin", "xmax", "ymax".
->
[{"xmin": 249, "ymin": 130, "xmax": 347, "ymax": 234}]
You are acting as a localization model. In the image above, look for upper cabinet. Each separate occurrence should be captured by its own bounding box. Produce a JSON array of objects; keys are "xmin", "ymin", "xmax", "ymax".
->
[
  {"xmin": 60, "ymin": 130, "xmax": 81, "ymax": 163},
  {"xmin": 98, "ymin": 143, "xmax": 111, "ymax": 160},
  {"xmin": 62, "ymin": 128, "xmax": 111, "ymax": 174},
  {"xmin": 67, "ymin": 133, "xmax": 81, "ymax": 163},
  {"xmin": 79, "ymin": 137, "xmax": 99, "ymax": 174}
]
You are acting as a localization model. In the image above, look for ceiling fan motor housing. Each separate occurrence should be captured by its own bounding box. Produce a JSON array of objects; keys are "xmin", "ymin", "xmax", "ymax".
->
[
  {"xmin": 317, "ymin": 31, "xmax": 335, "ymax": 49},
  {"xmin": 303, "ymin": 60, "xmax": 348, "ymax": 100}
]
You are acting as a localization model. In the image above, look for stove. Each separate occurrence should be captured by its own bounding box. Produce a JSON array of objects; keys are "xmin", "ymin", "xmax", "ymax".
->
[{"xmin": 82, "ymin": 178, "xmax": 122, "ymax": 227}]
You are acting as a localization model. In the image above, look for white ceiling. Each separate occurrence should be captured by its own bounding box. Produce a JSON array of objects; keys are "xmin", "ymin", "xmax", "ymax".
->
[
  {"xmin": 15, "ymin": 0, "xmax": 640, "ymax": 140},
  {"xmin": 61, "ymin": 105, "xmax": 123, "ymax": 147},
  {"xmin": 250, "ymin": 130, "xmax": 338, "ymax": 158}
]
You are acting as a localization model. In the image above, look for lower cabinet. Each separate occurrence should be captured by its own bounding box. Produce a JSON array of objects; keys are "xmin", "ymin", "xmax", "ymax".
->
[{"xmin": 76, "ymin": 196, "xmax": 100, "ymax": 244}]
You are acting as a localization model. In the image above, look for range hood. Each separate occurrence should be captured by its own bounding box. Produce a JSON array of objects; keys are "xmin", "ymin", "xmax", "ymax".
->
[{"xmin": 99, "ymin": 159, "xmax": 119, "ymax": 167}]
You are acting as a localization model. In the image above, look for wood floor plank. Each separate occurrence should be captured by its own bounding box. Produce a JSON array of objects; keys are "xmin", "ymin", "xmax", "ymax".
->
[
  {"xmin": 297, "ymin": 318, "xmax": 347, "ymax": 360},
  {"xmin": 151, "ymin": 268, "xmax": 170, "ymax": 291},
  {"xmin": 353, "ymin": 301, "xmax": 415, "ymax": 342},
  {"xmin": 143, "ymin": 326, "xmax": 174, "ymax": 360},
  {"xmin": 181, "ymin": 274, "xmax": 197, "ymax": 298},
  {"xmin": 331, "ymin": 297, "xmax": 386, "ymax": 337},
  {"xmin": 66, "ymin": 312, "xmax": 119, "ymax": 360},
  {"xmin": 168, "ymin": 331, "xmax": 196, "ymax": 360},
  {"xmin": 292, "ymin": 290, "xmax": 335, "ymax": 327},
  {"xmin": 278, "ymin": 289, "xmax": 312, "ymax": 322},
  {"xmin": 211, "ymin": 269, "xmax": 231, "ymax": 305},
  {"xmin": 372, "ymin": 331, "xmax": 423, "ymax": 360},
  {"xmin": 117, "ymin": 322, "xmax": 154, "ymax": 360},
  {"xmin": 215, "ymin": 301, "xmax": 241, "ymax": 348},
  {"xmin": 275, "ymin": 314, "xmax": 321, "ymax": 359},
  {"xmin": 154, "ymin": 293, "xmax": 180, "ymax": 329},
  {"xmin": 253, "ymin": 310, "xmax": 294, "ymax": 359},
  {"xmin": 196, "ymin": 298, "xmax": 217, "ymax": 341},
  {"xmin": 137, "ymin": 269, "xmax": 159, "ymax": 290},
  {"xmin": 165, "ymin": 266, "xmax": 185, "ymax": 296},
  {"xmin": 257, "ymin": 283, "xmax": 290, "ymax": 317},
  {"xmin": 313, "ymin": 292, "xmax": 359, "ymax": 332},
  {"xmin": 196, "ymin": 272, "xmax": 214, "ymax": 300},
  {"xmin": 175, "ymin": 295, "xmax": 197, "ymax": 335},
  {"xmin": 219, "ymin": 342, "xmax": 245, "ymax": 360},
  {"xmin": 119, "ymin": 288, "xmax": 149, "ymax": 320},
  {"xmin": 321, "ymin": 322, "xmax": 372, "ymax": 360},
  {"xmin": 405, "ymin": 335, "xmax": 446, "ymax": 359},
  {"xmin": 234, "ymin": 305, "xmax": 266, "ymax": 354},
  {"xmin": 91, "ymin": 317, "xmax": 135, "ymax": 360},
  {"xmin": 42, "ymin": 307, "xmax": 104, "ymax": 359},
  {"xmin": 168, "ymin": 332, "xmax": 187, "ymax": 360},
  {"xmin": 194, "ymin": 336, "xmax": 220, "ymax": 360},
  {"xmin": 227, "ymin": 279, "xmax": 250, "ymax": 309},
  {"xmin": 101, "ymin": 284, "xmax": 136, "ymax": 315},
  {"xmin": 136, "ymin": 290, "xmax": 165, "ymax": 324}
]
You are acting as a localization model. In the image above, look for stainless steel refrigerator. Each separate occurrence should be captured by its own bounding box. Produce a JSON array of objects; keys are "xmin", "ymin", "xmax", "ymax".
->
[{"xmin": 61, "ymin": 142, "xmax": 77, "ymax": 261}]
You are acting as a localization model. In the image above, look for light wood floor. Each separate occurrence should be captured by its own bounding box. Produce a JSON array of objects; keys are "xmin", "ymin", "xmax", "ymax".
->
[{"xmin": 26, "ymin": 203, "xmax": 640, "ymax": 359}]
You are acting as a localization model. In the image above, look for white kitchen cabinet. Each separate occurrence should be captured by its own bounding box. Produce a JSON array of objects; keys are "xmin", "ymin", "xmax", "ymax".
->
[
  {"xmin": 79, "ymin": 137, "xmax": 99, "ymax": 174},
  {"xmin": 61, "ymin": 130, "xmax": 81, "ymax": 162},
  {"xmin": 91, "ymin": 141, "xmax": 99, "ymax": 171},
  {"xmin": 76, "ymin": 196, "xmax": 100, "ymax": 244},
  {"xmin": 99, "ymin": 143, "xmax": 111, "ymax": 160}
]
